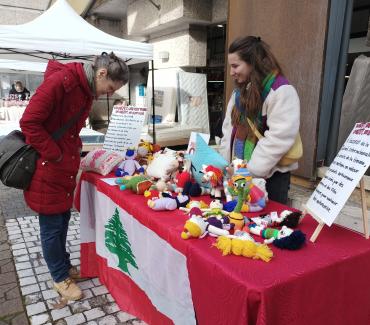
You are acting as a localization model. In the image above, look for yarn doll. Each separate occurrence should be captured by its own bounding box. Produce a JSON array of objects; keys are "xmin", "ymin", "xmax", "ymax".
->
[
  {"xmin": 115, "ymin": 149, "xmax": 144, "ymax": 176},
  {"xmin": 214, "ymin": 233, "xmax": 273, "ymax": 262},
  {"xmin": 181, "ymin": 208, "xmax": 231, "ymax": 239},
  {"xmin": 147, "ymin": 193, "xmax": 190, "ymax": 211},
  {"xmin": 115, "ymin": 175, "xmax": 153, "ymax": 194},
  {"xmin": 248, "ymin": 224, "xmax": 306, "ymax": 250},
  {"xmin": 200, "ymin": 164, "xmax": 224, "ymax": 199},
  {"xmin": 251, "ymin": 210, "xmax": 302, "ymax": 228},
  {"xmin": 201, "ymin": 200, "xmax": 229, "ymax": 219}
]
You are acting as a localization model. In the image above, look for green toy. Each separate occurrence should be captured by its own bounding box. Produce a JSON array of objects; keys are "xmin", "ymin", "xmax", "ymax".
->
[{"xmin": 115, "ymin": 175, "xmax": 153, "ymax": 194}]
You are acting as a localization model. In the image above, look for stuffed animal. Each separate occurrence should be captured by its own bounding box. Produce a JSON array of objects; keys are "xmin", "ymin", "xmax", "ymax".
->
[
  {"xmin": 115, "ymin": 175, "xmax": 153, "ymax": 194},
  {"xmin": 171, "ymin": 170, "xmax": 192, "ymax": 193},
  {"xmin": 115, "ymin": 149, "xmax": 144, "ymax": 177},
  {"xmin": 248, "ymin": 224, "xmax": 306, "ymax": 250},
  {"xmin": 214, "ymin": 234, "xmax": 273, "ymax": 262},
  {"xmin": 251, "ymin": 210, "xmax": 302, "ymax": 228},
  {"xmin": 146, "ymin": 150, "xmax": 179, "ymax": 182},
  {"xmin": 181, "ymin": 210, "xmax": 230, "ymax": 240},
  {"xmin": 147, "ymin": 193, "xmax": 190, "ymax": 211},
  {"xmin": 201, "ymin": 200, "xmax": 229, "ymax": 219},
  {"xmin": 179, "ymin": 200, "xmax": 209, "ymax": 213},
  {"xmin": 137, "ymin": 140, "xmax": 161, "ymax": 166},
  {"xmin": 201, "ymin": 165, "xmax": 224, "ymax": 199}
]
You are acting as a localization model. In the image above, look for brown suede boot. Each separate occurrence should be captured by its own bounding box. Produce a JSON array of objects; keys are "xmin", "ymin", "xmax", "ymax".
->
[
  {"xmin": 69, "ymin": 266, "xmax": 81, "ymax": 280},
  {"xmin": 53, "ymin": 278, "xmax": 82, "ymax": 301}
]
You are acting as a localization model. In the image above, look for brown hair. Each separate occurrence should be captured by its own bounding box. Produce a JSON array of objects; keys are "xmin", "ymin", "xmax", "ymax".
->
[
  {"xmin": 94, "ymin": 52, "xmax": 129, "ymax": 84},
  {"xmin": 229, "ymin": 36, "xmax": 283, "ymax": 124}
]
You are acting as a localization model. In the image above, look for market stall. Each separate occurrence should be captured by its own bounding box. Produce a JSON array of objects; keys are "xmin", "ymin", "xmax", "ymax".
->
[{"xmin": 76, "ymin": 171, "xmax": 370, "ymax": 325}]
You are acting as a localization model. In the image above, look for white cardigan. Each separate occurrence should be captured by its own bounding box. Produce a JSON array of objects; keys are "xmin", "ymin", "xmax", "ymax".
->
[{"xmin": 218, "ymin": 85, "xmax": 300, "ymax": 178}]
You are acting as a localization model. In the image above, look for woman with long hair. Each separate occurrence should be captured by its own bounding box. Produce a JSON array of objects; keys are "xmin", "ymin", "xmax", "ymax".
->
[{"xmin": 219, "ymin": 36, "xmax": 300, "ymax": 204}]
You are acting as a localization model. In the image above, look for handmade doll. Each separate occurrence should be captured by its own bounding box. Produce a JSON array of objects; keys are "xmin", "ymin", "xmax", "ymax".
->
[
  {"xmin": 147, "ymin": 193, "xmax": 190, "ymax": 211},
  {"xmin": 201, "ymin": 200, "xmax": 229, "ymax": 219},
  {"xmin": 251, "ymin": 210, "xmax": 302, "ymax": 228},
  {"xmin": 115, "ymin": 149, "xmax": 144, "ymax": 176},
  {"xmin": 214, "ymin": 234, "xmax": 273, "ymax": 262},
  {"xmin": 115, "ymin": 175, "xmax": 153, "ymax": 194},
  {"xmin": 200, "ymin": 164, "xmax": 224, "ymax": 199},
  {"xmin": 248, "ymin": 224, "xmax": 306, "ymax": 250}
]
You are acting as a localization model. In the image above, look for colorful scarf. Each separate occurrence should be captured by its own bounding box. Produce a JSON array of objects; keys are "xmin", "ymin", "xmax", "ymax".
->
[{"xmin": 231, "ymin": 71, "xmax": 278, "ymax": 161}]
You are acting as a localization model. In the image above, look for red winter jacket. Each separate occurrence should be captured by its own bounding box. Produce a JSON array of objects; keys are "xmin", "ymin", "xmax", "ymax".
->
[{"xmin": 20, "ymin": 61, "xmax": 93, "ymax": 215}]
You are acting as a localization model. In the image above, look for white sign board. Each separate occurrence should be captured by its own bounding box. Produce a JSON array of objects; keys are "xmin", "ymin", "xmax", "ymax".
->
[
  {"xmin": 306, "ymin": 122, "xmax": 370, "ymax": 226},
  {"xmin": 103, "ymin": 105, "xmax": 147, "ymax": 153}
]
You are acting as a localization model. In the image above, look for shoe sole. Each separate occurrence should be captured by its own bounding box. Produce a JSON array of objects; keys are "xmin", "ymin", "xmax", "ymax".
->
[{"xmin": 53, "ymin": 285, "xmax": 83, "ymax": 301}]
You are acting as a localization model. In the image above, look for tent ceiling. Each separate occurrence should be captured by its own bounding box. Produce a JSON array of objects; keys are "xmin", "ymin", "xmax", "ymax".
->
[{"xmin": 0, "ymin": 0, "xmax": 152, "ymax": 64}]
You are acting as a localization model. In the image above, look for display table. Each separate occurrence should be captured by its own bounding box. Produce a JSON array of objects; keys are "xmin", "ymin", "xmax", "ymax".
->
[{"xmin": 76, "ymin": 171, "xmax": 370, "ymax": 325}]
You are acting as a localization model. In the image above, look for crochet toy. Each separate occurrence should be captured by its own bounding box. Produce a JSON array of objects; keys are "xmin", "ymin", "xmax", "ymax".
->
[
  {"xmin": 200, "ymin": 165, "xmax": 224, "ymax": 199},
  {"xmin": 251, "ymin": 210, "xmax": 302, "ymax": 228},
  {"xmin": 248, "ymin": 224, "xmax": 306, "ymax": 250},
  {"xmin": 201, "ymin": 200, "xmax": 229, "ymax": 219},
  {"xmin": 115, "ymin": 149, "xmax": 144, "ymax": 177},
  {"xmin": 115, "ymin": 175, "xmax": 153, "ymax": 194},
  {"xmin": 181, "ymin": 209, "xmax": 231, "ymax": 239},
  {"xmin": 179, "ymin": 200, "xmax": 209, "ymax": 213},
  {"xmin": 214, "ymin": 235, "xmax": 273, "ymax": 262},
  {"xmin": 147, "ymin": 193, "xmax": 190, "ymax": 211},
  {"xmin": 171, "ymin": 170, "xmax": 192, "ymax": 193},
  {"xmin": 137, "ymin": 140, "xmax": 161, "ymax": 166},
  {"xmin": 228, "ymin": 174, "xmax": 253, "ymax": 230}
]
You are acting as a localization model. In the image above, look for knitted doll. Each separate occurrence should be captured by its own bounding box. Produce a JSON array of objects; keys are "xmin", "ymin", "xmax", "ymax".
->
[
  {"xmin": 115, "ymin": 175, "xmax": 153, "ymax": 194},
  {"xmin": 115, "ymin": 149, "xmax": 144, "ymax": 176},
  {"xmin": 251, "ymin": 210, "xmax": 302, "ymax": 228},
  {"xmin": 147, "ymin": 193, "xmax": 190, "ymax": 211},
  {"xmin": 201, "ymin": 200, "xmax": 229, "ymax": 219},
  {"xmin": 248, "ymin": 224, "xmax": 306, "ymax": 250},
  {"xmin": 200, "ymin": 164, "xmax": 224, "ymax": 199},
  {"xmin": 214, "ymin": 235, "xmax": 273, "ymax": 262}
]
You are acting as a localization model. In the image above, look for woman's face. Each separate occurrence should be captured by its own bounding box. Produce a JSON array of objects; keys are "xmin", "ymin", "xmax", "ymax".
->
[
  {"xmin": 95, "ymin": 68, "xmax": 124, "ymax": 98},
  {"xmin": 228, "ymin": 52, "xmax": 252, "ymax": 84}
]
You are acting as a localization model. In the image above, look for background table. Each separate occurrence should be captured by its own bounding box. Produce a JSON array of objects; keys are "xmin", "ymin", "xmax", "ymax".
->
[{"xmin": 76, "ymin": 171, "xmax": 370, "ymax": 325}]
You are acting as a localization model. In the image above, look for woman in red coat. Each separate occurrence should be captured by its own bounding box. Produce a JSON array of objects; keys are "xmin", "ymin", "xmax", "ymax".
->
[{"xmin": 20, "ymin": 52, "xmax": 129, "ymax": 301}]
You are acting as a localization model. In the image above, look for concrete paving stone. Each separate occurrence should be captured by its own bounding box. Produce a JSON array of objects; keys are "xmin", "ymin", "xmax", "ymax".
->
[
  {"xmin": 0, "ymin": 271, "xmax": 17, "ymax": 284},
  {"xmin": 19, "ymin": 275, "xmax": 37, "ymax": 287},
  {"xmin": 70, "ymin": 300, "xmax": 91, "ymax": 313},
  {"xmin": 12, "ymin": 248, "xmax": 28, "ymax": 256},
  {"xmin": 17, "ymin": 268, "xmax": 35, "ymax": 278},
  {"xmin": 21, "ymin": 283, "xmax": 40, "ymax": 295},
  {"xmin": 132, "ymin": 320, "xmax": 146, "ymax": 325},
  {"xmin": 15, "ymin": 255, "xmax": 30, "ymax": 263},
  {"xmin": 26, "ymin": 242, "xmax": 36, "ymax": 248},
  {"xmin": 10, "ymin": 313, "xmax": 29, "ymax": 325},
  {"xmin": 81, "ymin": 289, "xmax": 94, "ymax": 300},
  {"xmin": 51, "ymin": 306, "xmax": 72, "ymax": 321},
  {"xmin": 106, "ymin": 294, "xmax": 114, "ymax": 303},
  {"xmin": 37, "ymin": 273, "xmax": 51, "ymax": 282},
  {"xmin": 70, "ymin": 252, "xmax": 80, "ymax": 259},
  {"xmin": 28, "ymin": 246, "xmax": 42, "ymax": 254},
  {"xmin": 69, "ymin": 240, "xmax": 80, "ymax": 246},
  {"xmin": 0, "ymin": 259, "xmax": 15, "ymax": 273},
  {"xmin": 88, "ymin": 295, "xmax": 109, "ymax": 309},
  {"xmin": 6, "ymin": 225, "xmax": 20, "ymax": 232},
  {"xmin": 24, "ymin": 292, "xmax": 43, "ymax": 305},
  {"xmin": 32, "ymin": 260, "xmax": 41, "ymax": 268},
  {"xmin": 92, "ymin": 285, "xmax": 109, "ymax": 296},
  {"xmin": 86, "ymin": 322, "xmax": 98, "ymax": 325},
  {"xmin": 11, "ymin": 243, "xmax": 26, "ymax": 250},
  {"xmin": 84, "ymin": 307, "xmax": 106, "ymax": 321},
  {"xmin": 92, "ymin": 278, "xmax": 101, "ymax": 286},
  {"xmin": 102, "ymin": 302, "xmax": 119, "ymax": 314},
  {"xmin": 0, "ymin": 297, "xmax": 24, "ymax": 316},
  {"xmin": 24, "ymin": 235, "xmax": 38, "ymax": 242},
  {"xmin": 30, "ymin": 313, "xmax": 50, "ymax": 325},
  {"xmin": 66, "ymin": 235, "xmax": 76, "ymax": 241},
  {"xmin": 15, "ymin": 261, "xmax": 32, "ymax": 270},
  {"xmin": 42, "ymin": 289, "xmax": 59, "ymax": 300},
  {"xmin": 68, "ymin": 245, "xmax": 80, "ymax": 253},
  {"xmin": 5, "ymin": 285, "xmax": 21, "ymax": 300},
  {"xmin": 7, "ymin": 229, "xmax": 21, "ymax": 235},
  {"xmin": 116, "ymin": 311, "xmax": 136, "ymax": 323},
  {"xmin": 71, "ymin": 259, "xmax": 79, "ymax": 266},
  {"xmin": 0, "ymin": 250, "xmax": 12, "ymax": 260},
  {"xmin": 8, "ymin": 237, "xmax": 24, "ymax": 245},
  {"xmin": 34, "ymin": 266, "xmax": 49, "ymax": 275},
  {"xmin": 39, "ymin": 282, "xmax": 47, "ymax": 291},
  {"xmin": 68, "ymin": 230, "xmax": 77, "ymax": 235},
  {"xmin": 65, "ymin": 313, "xmax": 86, "ymax": 325},
  {"xmin": 26, "ymin": 302, "xmax": 47, "ymax": 316},
  {"xmin": 97, "ymin": 315, "xmax": 118, "ymax": 324}
]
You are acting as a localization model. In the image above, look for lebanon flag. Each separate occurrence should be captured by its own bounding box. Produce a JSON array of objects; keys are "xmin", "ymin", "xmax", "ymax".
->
[{"xmin": 79, "ymin": 181, "xmax": 196, "ymax": 325}]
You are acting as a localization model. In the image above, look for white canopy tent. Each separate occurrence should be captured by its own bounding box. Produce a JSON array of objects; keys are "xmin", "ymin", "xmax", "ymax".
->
[
  {"xmin": 0, "ymin": 0, "xmax": 153, "ymax": 64},
  {"xmin": 0, "ymin": 59, "xmax": 46, "ymax": 72}
]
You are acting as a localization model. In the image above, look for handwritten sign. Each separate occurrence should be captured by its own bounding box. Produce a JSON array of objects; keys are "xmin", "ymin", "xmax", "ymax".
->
[
  {"xmin": 306, "ymin": 122, "xmax": 370, "ymax": 226},
  {"xmin": 103, "ymin": 105, "xmax": 147, "ymax": 153}
]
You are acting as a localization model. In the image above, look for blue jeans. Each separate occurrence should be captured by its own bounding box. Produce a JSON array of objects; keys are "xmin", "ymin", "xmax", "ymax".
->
[{"xmin": 39, "ymin": 210, "xmax": 72, "ymax": 283}]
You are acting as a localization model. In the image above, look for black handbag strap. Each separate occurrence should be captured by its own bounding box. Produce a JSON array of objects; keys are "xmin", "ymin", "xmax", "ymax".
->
[{"xmin": 51, "ymin": 106, "xmax": 85, "ymax": 141}]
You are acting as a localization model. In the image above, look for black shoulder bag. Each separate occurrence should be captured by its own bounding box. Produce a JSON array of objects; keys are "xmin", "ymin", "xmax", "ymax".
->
[{"xmin": 0, "ymin": 107, "xmax": 85, "ymax": 190}]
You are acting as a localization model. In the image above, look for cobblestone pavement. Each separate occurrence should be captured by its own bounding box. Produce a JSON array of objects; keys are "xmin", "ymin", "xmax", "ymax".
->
[{"xmin": 0, "ymin": 183, "xmax": 146, "ymax": 325}]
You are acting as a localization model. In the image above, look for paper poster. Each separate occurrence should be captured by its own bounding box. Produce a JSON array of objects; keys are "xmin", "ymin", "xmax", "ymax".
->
[
  {"xmin": 187, "ymin": 132, "xmax": 210, "ymax": 154},
  {"xmin": 306, "ymin": 122, "xmax": 370, "ymax": 226},
  {"xmin": 103, "ymin": 105, "xmax": 147, "ymax": 153}
]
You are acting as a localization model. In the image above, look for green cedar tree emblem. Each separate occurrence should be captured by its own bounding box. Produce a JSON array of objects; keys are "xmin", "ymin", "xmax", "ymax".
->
[{"xmin": 105, "ymin": 208, "xmax": 138, "ymax": 275}]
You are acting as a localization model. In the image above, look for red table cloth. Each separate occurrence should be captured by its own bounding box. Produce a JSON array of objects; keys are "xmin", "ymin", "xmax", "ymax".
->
[{"xmin": 76, "ymin": 172, "xmax": 370, "ymax": 325}]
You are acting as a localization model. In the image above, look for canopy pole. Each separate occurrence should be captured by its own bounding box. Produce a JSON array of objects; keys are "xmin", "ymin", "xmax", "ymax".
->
[{"xmin": 151, "ymin": 60, "xmax": 156, "ymax": 144}]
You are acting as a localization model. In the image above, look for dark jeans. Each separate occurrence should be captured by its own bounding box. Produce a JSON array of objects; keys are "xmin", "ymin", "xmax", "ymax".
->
[
  {"xmin": 266, "ymin": 171, "xmax": 291, "ymax": 205},
  {"xmin": 39, "ymin": 210, "xmax": 72, "ymax": 283}
]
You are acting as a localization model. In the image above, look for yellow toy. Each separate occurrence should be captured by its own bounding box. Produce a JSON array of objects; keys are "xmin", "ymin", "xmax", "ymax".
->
[{"xmin": 214, "ymin": 234, "xmax": 273, "ymax": 262}]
